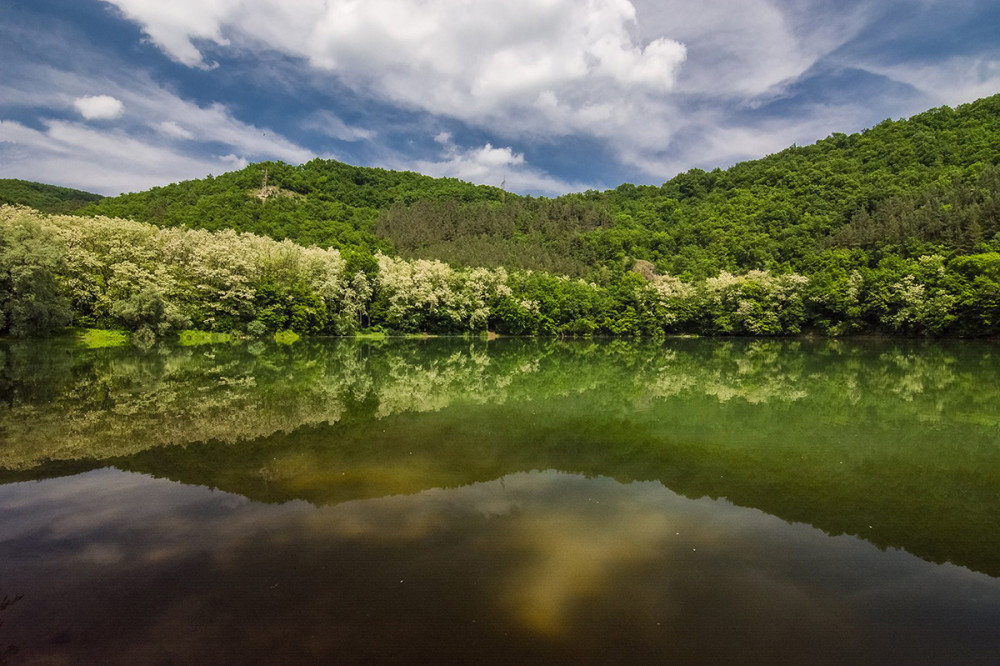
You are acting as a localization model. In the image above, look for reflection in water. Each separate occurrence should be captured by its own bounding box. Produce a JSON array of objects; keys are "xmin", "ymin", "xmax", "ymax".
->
[
  {"xmin": 3, "ymin": 337, "xmax": 999, "ymax": 576},
  {"xmin": 1, "ymin": 337, "xmax": 1000, "ymax": 662},
  {"xmin": 2, "ymin": 469, "xmax": 999, "ymax": 665},
  {"xmin": 3, "ymin": 337, "xmax": 998, "ymax": 472},
  {"xmin": 0, "ymin": 589, "xmax": 22, "ymax": 666}
]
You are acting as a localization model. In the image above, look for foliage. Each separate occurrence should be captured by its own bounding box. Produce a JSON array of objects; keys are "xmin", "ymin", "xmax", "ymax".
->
[
  {"xmin": 6, "ymin": 94, "xmax": 1000, "ymax": 338},
  {"xmin": 376, "ymin": 197, "xmax": 611, "ymax": 276},
  {"xmin": 79, "ymin": 159, "xmax": 507, "ymax": 253},
  {"xmin": 0, "ymin": 207, "xmax": 72, "ymax": 337},
  {"xmin": 0, "ymin": 179, "xmax": 103, "ymax": 213},
  {"xmin": 6, "ymin": 204, "xmax": 1000, "ymax": 339},
  {"xmin": 77, "ymin": 328, "xmax": 130, "ymax": 348},
  {"xmin": 697, "ymin": 270, "xmax": 809, "ymax": 335}
]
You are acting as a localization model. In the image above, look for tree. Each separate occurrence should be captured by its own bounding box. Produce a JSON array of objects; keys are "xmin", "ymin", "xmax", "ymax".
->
[{"xmin": 0, "ymin": 207, "xmax": 71, "ymax": 336}]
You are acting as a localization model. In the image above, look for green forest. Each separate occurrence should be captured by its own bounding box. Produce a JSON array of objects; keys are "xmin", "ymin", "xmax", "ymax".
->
[
  {"xmin": 0, "ymin": 179, "xmax": 104, "ymax": 214},
  {"xmin": 2, "ymin": 93, "xmax": 999, "ymax": 339}
]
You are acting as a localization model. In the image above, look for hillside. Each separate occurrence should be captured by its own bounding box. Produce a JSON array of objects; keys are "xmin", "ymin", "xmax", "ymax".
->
[
  {"xmin": 4, "ymin": 94, "xmax": 1000, "ymax": 339},
  {"xmin": 380, "ymin": 94, "xmax": 1000, "ymax": 279},
  {"xmin": 78, "ymin": 94, "xmax": 1000, "ymax": 282},
  {"xmin": 595, "ymin": 94, "xmax": 1000, "ymax": 277},
  {"xmin": 0, "ymin": 179, "xmax": 103, "ymax": 213},
  {"xmin": 81, "ymin": 159, "xmax": 509, "ymax": 253}
]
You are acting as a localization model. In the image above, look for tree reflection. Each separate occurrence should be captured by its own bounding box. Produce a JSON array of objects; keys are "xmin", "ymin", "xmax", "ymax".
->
[{"xmin": 1, "ymin": 337, "xmax": 999, "ymax": 576}]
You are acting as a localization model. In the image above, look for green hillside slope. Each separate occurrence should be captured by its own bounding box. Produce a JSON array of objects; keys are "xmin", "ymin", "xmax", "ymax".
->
[
  {"xmin": 6, "ymin": 94, "xmax": 1000, "ymax": 339},
  {"xmin": 595, "ymin": 94, "xmax": 1000, "ymax": 277},
  {"xmin": 79, "ymin": 94, "xmax": 1000, "ymax": 283},
  {"xmin": 0, "ymin": 179, "xmax": 103, "ymax": 213},
  {"xmin": 81, "ymin": 159, "xmax": 509, "ymax": 253},
  {"xmin": 380, "ymin": 94, "xmax": 1000, "ymax": 279}
]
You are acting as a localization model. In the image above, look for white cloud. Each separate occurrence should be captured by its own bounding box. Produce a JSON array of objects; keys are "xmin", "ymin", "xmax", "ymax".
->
[
  {"xmin": 1, "ymin": 64, "xmax": 317, "ymax": 194},
  {"xmin": 73, "ymin": 94, "xmax": 125, "ymax": 120},
  {"xmin": 856, "ymin": 57, "xmax": 1000, "ymax": 109},
  {"xmin": 630, "ymin": 0, "xmax": 871, "ymax": 98},
  {"xmin": 102, "ymin": 0, "xmax": 242, "ymax": 69},
  {"xmin": 12, "ymin": 0, "xmax": 983, "ymax": 194},
  {"xmin": 403, "ymin": 136, "xmax": 589, "ymax": 196},
  {"xmin": 95, "ymin": 0, "xmax": 889, "ymax": 181},
  {"xmin": 0, "ymin": 119, "xmax": 239, "ymax": 193},
  {"xmin": 100, "ymin": 0, "xmax": 687, "ymax": 150},
  {"xmin": 302, "ymin": 110, "xmax": 375, "ymax": 142},
  {"xmin": 157, "ymin": 120, "xmax": 194, "ymax": 139}
]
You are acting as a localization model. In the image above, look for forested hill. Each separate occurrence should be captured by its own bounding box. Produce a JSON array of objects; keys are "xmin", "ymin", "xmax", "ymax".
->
[
  {"xmin": 0, "ymin": 179, "xmax": 103, "ymax": 213},
  {"xmin": 4, "ymin": 94, "xmax": 1000, "ymax": 340},
  {"xmin": 588, "ymin": 93, "xmax": 1000, "ymax": 278},
  {"xmin": 81, "ymin": 159, "xmax": 509, "ymax": 252},
  {"xmin": 5, "ymin": 91, "xmax": 1000, "ymax": 340},
  {"xmin": 379, "ymin": 93, "xmax": 1000, "ymax": 278},
  {"xmin": 77, "ymin": 93, "xmax": 1000, "ymax": 281}
]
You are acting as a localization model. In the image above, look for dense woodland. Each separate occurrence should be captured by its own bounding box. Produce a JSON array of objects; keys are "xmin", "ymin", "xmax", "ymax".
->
[
  {"xmin": 1, "ymin": 93, "xmax": 999, "ymax": 338},
  {"xmin": 0, "ymin": 179, "xmax": 103, "ymax": 214}
]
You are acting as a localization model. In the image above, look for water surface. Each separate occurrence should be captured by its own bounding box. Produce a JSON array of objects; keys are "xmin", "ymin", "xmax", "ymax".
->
[{"xmin": 1, "ymin": 337, "xmax": 999, "ymax": 664}]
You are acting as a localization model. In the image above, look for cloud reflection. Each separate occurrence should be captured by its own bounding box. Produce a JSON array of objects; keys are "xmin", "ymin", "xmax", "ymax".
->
[{"xmin": 1, "ymin": 468, "xmax": 998, "ymax": 664}]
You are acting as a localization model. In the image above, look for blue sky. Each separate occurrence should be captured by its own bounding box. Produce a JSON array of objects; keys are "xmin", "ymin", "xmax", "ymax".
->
[{"xmin": 2, "ymin": 0, "xmax": 998, "ymax": 196}]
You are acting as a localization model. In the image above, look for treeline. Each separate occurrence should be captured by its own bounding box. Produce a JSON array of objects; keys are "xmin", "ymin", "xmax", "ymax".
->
[
  {"xmin": 78, "ymin": 158, "xmax": 508, "ymax": 252},
  {"xmin": 5, "ymin": 94, "xmax": 1000, "ymax": 338},
  {"xmin": 3, "ymin": 205, "xmax": 999, "ymax": 339},
  {"xmin": 73, "ymin": 94, "xmax": 1000, "ymax": 290},
  {"xmin": 379, "ymin": 96, "xmax": 1000, "ymax": 280},
  {"xmin": 0, "ymin": 179, "xmax": 104, "ymax": 214},
  {"xmin": 376, "ymin": 197, "xmax": 612, "ymax": 276}
]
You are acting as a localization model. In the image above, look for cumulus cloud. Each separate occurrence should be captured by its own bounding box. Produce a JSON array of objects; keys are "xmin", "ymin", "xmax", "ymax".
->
[
  {"xmin": 8, "ymin": 0, "xmax": 989, "ymax": 194},
  {"xmin": 95, "ymin": 0, "xmax": 893, "ymax": 181},
  {"xmin": 403, "ymin": 135, "xmax": 589, "ymax": 196},
  {"xmin": 73, "ymin": 94, "xmax": 124, "ymax": 120},
  {"xmin": 100, "ymin": 0, "xmax": 687, "ymax": 147}
]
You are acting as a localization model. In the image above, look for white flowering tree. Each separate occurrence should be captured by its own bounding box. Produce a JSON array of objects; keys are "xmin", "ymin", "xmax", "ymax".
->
[{"xmin": 698, "ymin": 270, "xmax": 809, "ymax": 335}]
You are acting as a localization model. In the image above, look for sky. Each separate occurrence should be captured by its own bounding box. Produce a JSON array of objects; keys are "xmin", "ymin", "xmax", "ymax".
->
[{"xmin": 1, "ymin": 0, "xmax": 999, "ymax": 197}]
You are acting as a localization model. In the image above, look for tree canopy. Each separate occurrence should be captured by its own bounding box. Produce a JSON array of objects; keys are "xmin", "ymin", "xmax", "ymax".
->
[
  {"xmin": 0, "ymin": 179, "xmax": 103, "ymax": 214},
  {"xmin": 4, "ymin": 93, "xmax": 1000, "ymax": 338}
]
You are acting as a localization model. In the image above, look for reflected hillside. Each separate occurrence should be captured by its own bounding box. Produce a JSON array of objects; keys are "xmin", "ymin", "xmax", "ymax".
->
[{"xmin": 2, "ymin": 337, "xmax": 1000, "ymax": 576}]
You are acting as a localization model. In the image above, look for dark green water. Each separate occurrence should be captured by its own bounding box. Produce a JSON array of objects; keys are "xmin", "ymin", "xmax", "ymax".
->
[{"xmin": 1, "ymin": 337, "xmax": 999, "ymax": 664}]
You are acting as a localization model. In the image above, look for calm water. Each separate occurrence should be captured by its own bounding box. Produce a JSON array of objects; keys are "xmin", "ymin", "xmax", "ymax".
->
[{"xmin": 1, "ymin": 337, "xmax": 999, "ymax": 664}]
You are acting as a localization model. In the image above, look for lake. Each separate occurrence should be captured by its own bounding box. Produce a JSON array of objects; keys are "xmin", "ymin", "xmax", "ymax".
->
[{"xmin": 1, "ymin": 336, "xmax": 999, "ymax": 664}]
